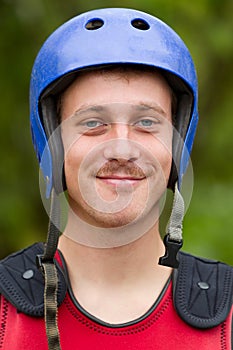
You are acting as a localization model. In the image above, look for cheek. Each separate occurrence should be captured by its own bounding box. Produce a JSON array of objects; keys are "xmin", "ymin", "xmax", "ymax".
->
[
  {"xmin": 156, "ymin": 145, "xmax": 172, "ymax": 181},
  {"xmin": 156, "ymin": 130, "xmax": 173, "ymax": 174},
  {"xmin": 145, "ymin": 133, "xmax": 173, "ymax": 169},
  {"xmin": 62, "ymin": 131, "xmax": 93, "ymax": 170},
  {"xmin": 63, "ymin": 138, "xmax": 101, "ymax": 189},
  {"xmin": 63, "ymin": 142, "xmax": 85, "ymax": 185}
]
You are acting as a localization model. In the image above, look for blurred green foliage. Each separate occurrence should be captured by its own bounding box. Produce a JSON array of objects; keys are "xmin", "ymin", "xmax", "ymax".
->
[{"xmin": 0, "ymin": 0, "xmax": 232, "ymax": 264}]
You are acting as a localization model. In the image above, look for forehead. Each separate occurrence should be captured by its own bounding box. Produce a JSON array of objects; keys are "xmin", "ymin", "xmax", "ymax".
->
[
  {"xmin": 66, "ymin": 66, "xmax": 171, "ymax": 90},
  {"xmin": 60, "ymin": 66, "xmax": 173, "ymax": 120}
]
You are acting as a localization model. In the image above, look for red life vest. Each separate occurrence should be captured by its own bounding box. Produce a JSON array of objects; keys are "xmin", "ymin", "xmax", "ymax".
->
[
  {"xmin": 0, "ymin": 280, "xmax": 232, "ymax": 349},
  {"xmin": 0, "ymin": 244, "xmax": 232, "ymax": 349}
]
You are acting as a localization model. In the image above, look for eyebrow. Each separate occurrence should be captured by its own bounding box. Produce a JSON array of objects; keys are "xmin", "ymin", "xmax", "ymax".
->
[
  {"xmin": 73, "ymin": 105, "xmax": 106, "ymax": 117},
  {"xmin": 133, "ymin": 103, "xmax": 168, "ymax": 117},
  {"xmin": 73, "ymin": 103, "xmax": 168, "ymax": 118}
]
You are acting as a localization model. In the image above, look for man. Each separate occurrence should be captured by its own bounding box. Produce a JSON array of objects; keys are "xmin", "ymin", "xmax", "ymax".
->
[{"xmin": 0, "ymin": 8, "xmax": 232, "ymax": 350}]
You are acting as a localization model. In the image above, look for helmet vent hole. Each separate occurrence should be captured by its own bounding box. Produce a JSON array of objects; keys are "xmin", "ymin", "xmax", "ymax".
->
[
  {"xmin": 131, "ymin": 18, "xmax": 150, "ymax": 30},
  {"xmin": 85, "ymin": 19, "xmax": 104, "ymax": 30}
]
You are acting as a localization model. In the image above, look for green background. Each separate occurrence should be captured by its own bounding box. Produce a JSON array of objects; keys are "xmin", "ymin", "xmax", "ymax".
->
[{"xmin": 0, "ymin": 0, "xmax": 232, "ymax": 264}]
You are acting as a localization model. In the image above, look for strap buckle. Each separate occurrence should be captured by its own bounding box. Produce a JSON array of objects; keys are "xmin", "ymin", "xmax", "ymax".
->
[{"xmin": 159, "ymin": 234, "xmax": 183, "ymax": 268}]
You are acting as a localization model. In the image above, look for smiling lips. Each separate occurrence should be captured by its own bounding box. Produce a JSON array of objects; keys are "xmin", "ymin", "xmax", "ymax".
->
[
  {"xmin": 96, "ymin": 160, "xmax": 146, "ymax": 186},
  {"xmin": 97, "ymin": 175, "xmax": 145, "ymax": 187}
]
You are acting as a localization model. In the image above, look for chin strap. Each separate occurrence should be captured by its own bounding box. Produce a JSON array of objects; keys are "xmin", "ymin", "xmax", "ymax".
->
[
  {"xmin": 36, "ymin": 188, "xmax": 62, "ymax": 350},
  {"xmin": 159, "ymin": 182, "xmax": 184, "ymax": 268}
]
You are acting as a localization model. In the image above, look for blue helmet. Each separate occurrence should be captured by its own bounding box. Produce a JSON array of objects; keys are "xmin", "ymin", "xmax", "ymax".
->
[{"xmin": 30, "ymin": 8, "xmax": 198, "ymax": 197}]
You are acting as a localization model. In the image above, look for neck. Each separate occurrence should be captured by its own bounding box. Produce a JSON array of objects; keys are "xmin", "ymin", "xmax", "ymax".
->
[
  {"xmin": 59, "ymin": 227, "xmax": 166, "ymax": 280},
  {"xmin": 58, "ymin": 222, "xmax": 172, "ymax": 324}
]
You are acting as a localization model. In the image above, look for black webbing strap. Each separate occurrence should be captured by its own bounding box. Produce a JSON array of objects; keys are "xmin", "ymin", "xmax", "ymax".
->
[
  {"xmin": 37, "ymin": 189, "xmax": 62, "ymax": 350},
  {"xmin": 43, "ymin": 261, "xmax": 61, "ymax": 349}
]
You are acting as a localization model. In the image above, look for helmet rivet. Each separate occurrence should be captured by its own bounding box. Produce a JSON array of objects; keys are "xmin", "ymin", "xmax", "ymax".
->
[
  {"xmin": 22, "ymin": 269, "xmax": 34, "ymax": 280},
  {"xmin": 197, "ymin": 281, "xmax": 210, "ymax": 290}
]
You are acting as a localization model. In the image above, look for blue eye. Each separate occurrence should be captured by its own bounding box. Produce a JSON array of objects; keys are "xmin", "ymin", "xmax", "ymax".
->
[
  {"xmin": 139, "ymin": 119, "xmax": 153, "ymax": 127},
  {"xmin": 81, "ymin": 119, "xmax": 109, "ymax": 136},
  {"xmin": 86, "ymin": 120, "xmax": 102, "ymax": 128},
  {"xmin": 136, "ymin": 119, "xmax": 157, "ymax": 128},
  {"xmin": 134, "ymin": 117, "xmax": 161, "ymax": 132}
]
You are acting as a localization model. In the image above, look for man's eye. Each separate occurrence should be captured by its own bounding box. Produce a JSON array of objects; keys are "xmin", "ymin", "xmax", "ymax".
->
[
  {"xmin": 85, "ymin": 120, "xmax": 103, "ymax": 128},
  {"xmin": 80, "ymin": 120, "xmax": 109, "ymax": 136},
  {"xmin": 136, "ymin": 119, "xmax": 159, "ymax": 128},
  {"xmin": 138, "ymin": 119, "xmax": 153, "ymax": 127}
]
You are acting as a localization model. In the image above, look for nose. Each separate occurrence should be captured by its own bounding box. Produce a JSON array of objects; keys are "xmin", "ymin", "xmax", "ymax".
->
[{"xmin": 103, "ymin": 123, "xmax": 140, "ymax": 162}]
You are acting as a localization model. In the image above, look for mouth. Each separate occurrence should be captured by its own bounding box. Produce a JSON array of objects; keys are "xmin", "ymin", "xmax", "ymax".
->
[
  {"xmin": 96, "ymin": 174, "xmax": 146, "ymax": 187},
  {"xmin": 95, "ymin": 160, "xmax": 147, "ymax": 188}
]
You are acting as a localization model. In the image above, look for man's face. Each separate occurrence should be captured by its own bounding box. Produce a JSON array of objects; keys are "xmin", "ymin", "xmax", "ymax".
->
[{"xmin": 60, "ymin": 69, "xmax": 173, "ymax": 228}]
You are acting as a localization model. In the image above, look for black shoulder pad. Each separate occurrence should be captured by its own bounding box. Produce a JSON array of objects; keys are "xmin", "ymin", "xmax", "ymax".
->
[
  {"xmin": 0, "ymin": 243, "xmax": 67, "ymax": 317},
  {"xmin": 173, "ymin": 251, "xmax": 233, "ymax": 328}
]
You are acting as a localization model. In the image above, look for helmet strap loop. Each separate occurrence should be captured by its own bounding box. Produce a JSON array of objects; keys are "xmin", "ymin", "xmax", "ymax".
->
[
  {"xmin": 36, "ymin": 188, "xmax": 62, "ymax": 350},
  {"xmin": 159, "ymin": 182, "xmax": 184, "ymax": 268}
]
